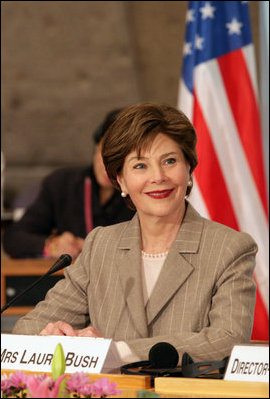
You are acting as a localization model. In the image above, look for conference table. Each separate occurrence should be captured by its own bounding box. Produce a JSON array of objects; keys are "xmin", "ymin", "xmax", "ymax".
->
[
  {"xmin": 1, "ymin": 256, "xmax": 269, "ymax": 397},
  {"xmin": 1, "ymin": 368, "xmax": 268, "ymax": 397}
]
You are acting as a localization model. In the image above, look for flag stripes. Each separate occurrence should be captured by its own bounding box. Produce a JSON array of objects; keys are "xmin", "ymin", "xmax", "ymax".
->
[
  {"xmin": 192, "ymin": 53, "xmax": 268, "ymax": 307},
  {"xmin": 218, "ymin": 50, "xmax": 268, "ymax": 216},
  {"xmin": 178, "ymin": 1, "xmax": 268, "ymax": 340},
  {"xmin": 193, "ymin": 95, "xmax": 239, "ymax": 229}
]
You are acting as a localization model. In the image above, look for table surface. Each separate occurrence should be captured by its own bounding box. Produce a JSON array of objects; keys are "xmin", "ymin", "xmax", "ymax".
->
[
  {"xmin": 1, "ymin": 369, "xmax": 268, "ymax": 398},
  {"xmin": 1, "ymin": 256, "xmax": 61, "ymax": 274}
]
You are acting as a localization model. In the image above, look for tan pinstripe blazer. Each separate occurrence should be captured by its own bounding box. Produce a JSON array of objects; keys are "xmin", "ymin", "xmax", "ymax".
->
[{"xmin": 13, "ymin": 203, "xmax": 257, "ymax": 361}]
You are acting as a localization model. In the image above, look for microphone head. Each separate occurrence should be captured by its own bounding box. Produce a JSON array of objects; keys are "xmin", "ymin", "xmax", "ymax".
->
[
  {"xmin": 58, "ymin": 254, "xmax": 73, "ymax": 266},
  {"xmin": 149, "ymin": 342, "xmax": 179, "ymax": 368},
  {"xmin": 48, "ymin": 254, "xmax": 72, "ymax": 274}
]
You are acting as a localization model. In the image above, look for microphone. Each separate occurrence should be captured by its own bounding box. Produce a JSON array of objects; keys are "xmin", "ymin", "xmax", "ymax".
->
[
  {"xmin": 1, "ymin": 254, "xmax": 72, "ymax": 314},
  {"xmin": 121, "ymin": 342, "xmax": 182, "ymax": 381},
  {"xmin": 149, "ymin": 341, "xmax": 179, "ymax": 368},
  {"xmin": 121, "ymin": 342, "xmax": 229, "ymax": 381}
]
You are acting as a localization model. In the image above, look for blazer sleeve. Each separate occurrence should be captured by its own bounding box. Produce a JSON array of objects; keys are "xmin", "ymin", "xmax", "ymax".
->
[
  {"xmin": 126, "ymin": 232, "xmax": 257, "ymax": 362},
  {"xmin": 12, "ymin": 228, "xmax": 101, "ymax": 335}
]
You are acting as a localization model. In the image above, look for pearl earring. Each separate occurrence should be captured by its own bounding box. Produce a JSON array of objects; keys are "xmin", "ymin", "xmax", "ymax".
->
[
  {"xmin": 121, "ymin": 192, "xmax": 127, "ymax": 198},
  {"xmin": 187, "ymin": 180, "xmax": 192, "ymax": 187}
]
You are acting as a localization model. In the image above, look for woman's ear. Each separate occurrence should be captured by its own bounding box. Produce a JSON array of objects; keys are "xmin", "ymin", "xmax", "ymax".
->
[{"xmin": 116, "ymin": 174, "xmax": 125, "ymax": 192}]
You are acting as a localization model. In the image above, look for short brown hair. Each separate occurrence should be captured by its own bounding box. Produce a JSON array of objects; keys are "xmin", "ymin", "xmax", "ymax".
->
[{"xmin": 102, "ymin": 102, "xmax": 198, "ymax": 208}]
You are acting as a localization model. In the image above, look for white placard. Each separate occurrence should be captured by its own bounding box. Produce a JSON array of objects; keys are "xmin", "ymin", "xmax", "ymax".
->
[
  {"xmin": 224, "ymin": 344, "xmax": 269, "ymax": 382},
  {"xmin": 1, "ymin": 334, "xmax": 122, "ymax": 374}
]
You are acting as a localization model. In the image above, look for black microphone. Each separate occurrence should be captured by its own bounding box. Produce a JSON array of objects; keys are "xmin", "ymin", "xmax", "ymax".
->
[
  {"xmin": 149, "ymin": 342, "xmax": 179, "ymax": 368},
  {"xmin": 121, "ymin": 342, "xmax": 182, "ymax": 382},
  {"xmin": 121, "ymin": 341, "xmax": 229, "ymax": 382},
  {"xmin": 1, "ymin": 254, "xmax": 72, "ymax": 314}
]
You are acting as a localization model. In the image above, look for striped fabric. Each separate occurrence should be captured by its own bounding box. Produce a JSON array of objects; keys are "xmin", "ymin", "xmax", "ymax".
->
[
  {"xmin": 13, "ymin": 204, "xmax": 257, "ymax": 362},
  {"xmin": 178, "ymin": 1, "xmax": 269, "ymax": 340}
]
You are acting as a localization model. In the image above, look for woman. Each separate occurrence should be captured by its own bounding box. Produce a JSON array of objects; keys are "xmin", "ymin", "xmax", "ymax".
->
[
  {"xmin": 12, "ymin": 103, "xmax": 257, "ymax": 363},
  {"xmin": 3, "ymin": 109, "xmax": 134, "ymax": 259}
]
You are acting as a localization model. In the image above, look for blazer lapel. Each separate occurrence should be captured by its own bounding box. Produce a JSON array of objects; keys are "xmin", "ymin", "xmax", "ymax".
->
[
  {"xmin": 116, "ymin": 215, "xmax": 149, "ymax": 338},
  {"xmin": 146, "ymin": 203, "xmax": 204, "ymax": 326}
]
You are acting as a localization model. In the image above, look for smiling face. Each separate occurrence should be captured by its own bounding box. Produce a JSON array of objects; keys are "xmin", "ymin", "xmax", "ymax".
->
[{"xmin": 117, "ymin": 133, "xmax": 190, "ymax": 222}]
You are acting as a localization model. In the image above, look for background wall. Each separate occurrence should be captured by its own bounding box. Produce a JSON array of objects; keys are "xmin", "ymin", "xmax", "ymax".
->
[{"xmin": 1, "ymin": 1, "xmax": 260, "ymax": 209}]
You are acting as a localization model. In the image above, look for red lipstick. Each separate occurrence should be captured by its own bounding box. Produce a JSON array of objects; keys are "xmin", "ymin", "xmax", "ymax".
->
[{"xmin": 145, "ymin": 189, "xmax": 174, "ymax": 199}]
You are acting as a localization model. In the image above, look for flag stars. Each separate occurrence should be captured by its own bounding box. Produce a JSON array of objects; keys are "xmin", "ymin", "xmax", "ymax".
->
[
  {"xmin": 195, "ymin": 34, "xmax": 204, "ymax": 50},
  {"xmin": 199, "ymin": 2, "xmax": 216, "ymax": 19},
  {"xmin": 186, "ymin": 9, "xmax": 195, "ymax": 23},
  {"xmin": 183, "ymin": 42, "xmax": 192, "ymax": 56},
  {"xmin": 226, "ymin": 18, "xmax": 243, "ymax": 35}
]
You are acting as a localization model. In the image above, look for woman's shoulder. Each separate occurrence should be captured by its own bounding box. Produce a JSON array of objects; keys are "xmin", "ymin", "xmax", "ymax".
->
[
  {"xmin": 187, "ymin": 202, "xmax": 257, "ymax": 249},
  {"xmin": 202, "ymin": 214, "xmax": 257, "ymax": 251},
  {"xmin": 44, "ymin": 166, "xmax": 89, "ymax": 184}
]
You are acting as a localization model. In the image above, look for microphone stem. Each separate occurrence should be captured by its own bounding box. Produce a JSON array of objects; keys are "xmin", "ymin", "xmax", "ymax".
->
[{"xmin": 1, "ymin": 272, "xmax": 50, "ymax": 314}]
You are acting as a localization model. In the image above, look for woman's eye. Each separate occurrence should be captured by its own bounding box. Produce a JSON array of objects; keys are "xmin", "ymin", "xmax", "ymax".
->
[
  {"xmin": 133, "ymin": 163, "xmax": 146, "ymax": 169},
  {"xmin": 165, "ymin": 158, "xmax": 176, "ymax": 165}
]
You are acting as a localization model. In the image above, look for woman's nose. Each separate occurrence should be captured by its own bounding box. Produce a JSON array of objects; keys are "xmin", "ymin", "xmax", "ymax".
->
[{"xmin": 150, "ymin": 166, "xmax": 166, "ymax": 184}]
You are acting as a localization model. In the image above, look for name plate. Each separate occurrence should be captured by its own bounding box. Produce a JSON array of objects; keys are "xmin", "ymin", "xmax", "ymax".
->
[
  {"xmin": 224, "ymin": 344, "xmax": 269, "ymax": 382},
  {"xmin": 1, "ymin": 334, "xmax": 121, "ymax": 374}
]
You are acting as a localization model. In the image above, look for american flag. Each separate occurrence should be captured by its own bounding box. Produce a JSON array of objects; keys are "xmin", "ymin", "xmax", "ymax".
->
[{"xmin": 178, "ymin": 1, "xmax": 269, "ymax": 340}]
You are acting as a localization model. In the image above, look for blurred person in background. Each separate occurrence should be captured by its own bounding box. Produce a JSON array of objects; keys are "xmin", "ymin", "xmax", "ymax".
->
[{"xmin": 3, "ymin": 109, "xmax": 135, "ymax": 259}]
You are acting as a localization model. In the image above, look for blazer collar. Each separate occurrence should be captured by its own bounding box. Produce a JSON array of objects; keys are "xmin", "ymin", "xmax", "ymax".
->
[
  {"xmin": 118, "ymin": 202, "xmax": 203, "ymax": 252},
  {"xmin": 116, "ymin": 202, "xmax": 204, "ymax": 335},
  {"xmin": 117, "ymin": 215, "xmax": 148, "ymax": 337}
]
